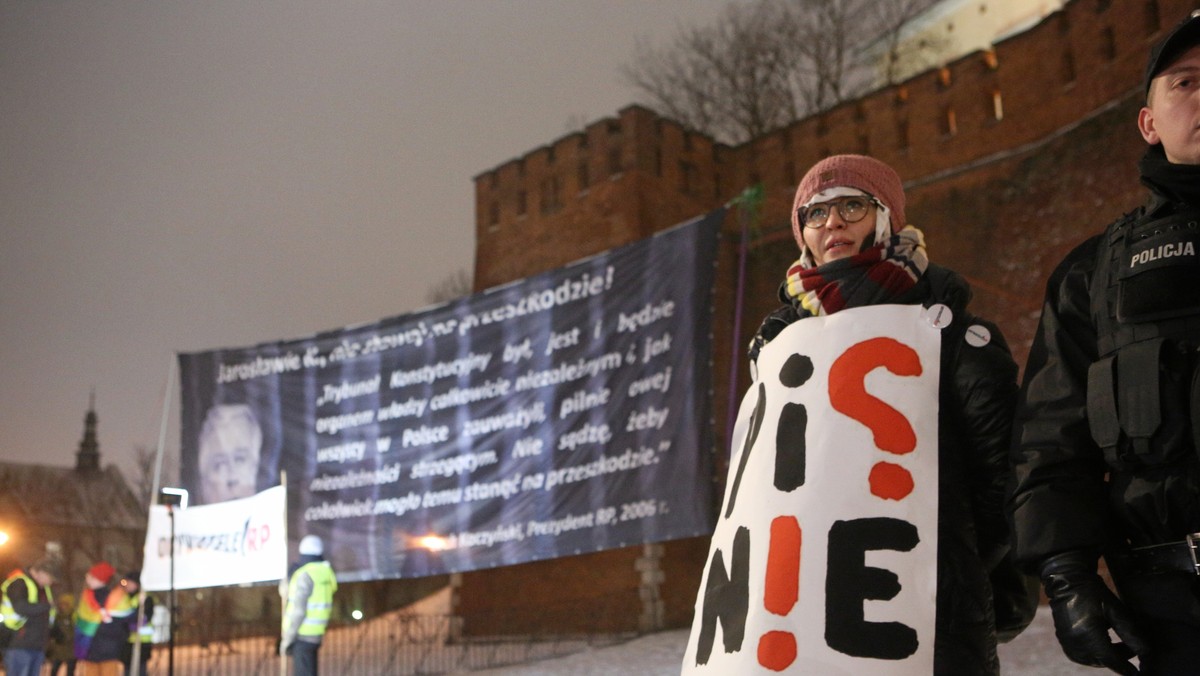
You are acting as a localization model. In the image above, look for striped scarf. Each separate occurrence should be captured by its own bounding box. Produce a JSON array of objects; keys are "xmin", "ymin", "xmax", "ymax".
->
[
  {"xmin": 74, "ymin": 585, "xmax": 134, "ymax": 659},
  {"xmin": 783, "ymin": 226, "xmax": 928, "ymax": 317}
]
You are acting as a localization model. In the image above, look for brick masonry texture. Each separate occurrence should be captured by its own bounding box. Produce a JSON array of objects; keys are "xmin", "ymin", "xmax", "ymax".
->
[{"xmin": 463, "ymin": 0, "xmax": 1190, "ymax": 634}]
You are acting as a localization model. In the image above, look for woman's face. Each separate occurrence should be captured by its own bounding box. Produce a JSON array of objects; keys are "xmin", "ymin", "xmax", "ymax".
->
[{"xmin": 800, "ymin": 196, "xmax": 879, "ymax": 266}]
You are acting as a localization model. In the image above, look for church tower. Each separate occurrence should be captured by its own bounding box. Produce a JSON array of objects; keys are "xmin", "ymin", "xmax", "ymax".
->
[{"xmin": 75, "ymin": 390, "xmax": 101, "ymax": 473}]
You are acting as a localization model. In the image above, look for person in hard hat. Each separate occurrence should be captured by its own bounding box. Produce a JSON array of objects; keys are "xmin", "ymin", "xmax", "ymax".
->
[{"xmin": 280, "ymin": 535, "xmax": 337, "ymax": 676}]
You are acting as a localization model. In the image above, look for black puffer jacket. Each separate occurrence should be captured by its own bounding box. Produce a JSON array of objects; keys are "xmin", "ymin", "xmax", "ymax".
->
[
  {"xmin": 752, "ymin": 264, "xmax": 1022, "ymax": 676},
  {"xmin": 1009, "ymin": 193, "xmax": 1200, "ymax": 568}
]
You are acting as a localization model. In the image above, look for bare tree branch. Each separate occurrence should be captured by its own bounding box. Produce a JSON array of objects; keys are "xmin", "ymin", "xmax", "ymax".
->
[
  {"xmin": 132, "ymin": 444, "xmax": 178, "ymax": 511},
  {"xmin": 863, "ymin": 0, "xmax": 954, "ymax": 86},
  {"xmin": 622, "ymin": 0, "xmax": 943, "ymax": 145},
  {"xmin": 426, "ymin": 269, "xmax": 474, "ymax": 305},
  {"xmin": 623, "ymin": 1, "xmax": 804, "ymax": 144}
]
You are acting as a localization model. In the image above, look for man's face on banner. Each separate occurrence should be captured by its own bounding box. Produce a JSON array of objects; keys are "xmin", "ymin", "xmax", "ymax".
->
[{"xmin": 198, "ymin": 404, "xmax": 262, "ymax": 504}]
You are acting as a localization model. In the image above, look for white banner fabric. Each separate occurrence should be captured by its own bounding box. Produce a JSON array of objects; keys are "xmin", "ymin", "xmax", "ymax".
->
[
  {"xmin": 684, "ymin": 304, "xmax": 942, "ymax": 675},
  {"xmin": 141, "ymin": 485, "xmax": 287, "ymax": 591}
]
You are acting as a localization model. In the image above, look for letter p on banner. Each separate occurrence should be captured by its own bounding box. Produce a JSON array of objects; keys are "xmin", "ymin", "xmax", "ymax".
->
[{"xmin": 684, "ymin": 305, "xmax": 940, "ymax": 675}]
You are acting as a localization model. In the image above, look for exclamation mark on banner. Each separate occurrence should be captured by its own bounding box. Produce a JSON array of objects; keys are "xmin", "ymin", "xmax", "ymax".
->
[{"xmin": 757, "ymin": 516, "xmax": 801, "ymax": 671}]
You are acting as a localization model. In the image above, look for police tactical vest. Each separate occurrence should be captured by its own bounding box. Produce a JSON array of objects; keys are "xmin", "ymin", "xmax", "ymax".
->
[{"xmin": 1087, "ymin": 203, "xmax": 1200, "ymax": 469}]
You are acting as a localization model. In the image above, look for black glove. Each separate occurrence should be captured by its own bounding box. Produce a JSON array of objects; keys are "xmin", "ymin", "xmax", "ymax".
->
[{"xmin": 1039, "ymin": 550, "xmax": 1148, "ymax": 675}]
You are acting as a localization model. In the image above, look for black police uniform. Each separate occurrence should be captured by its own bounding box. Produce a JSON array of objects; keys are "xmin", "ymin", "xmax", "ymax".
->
[{"xmin": 1011, "ymin": 143, "xmax": 1200, "ymax": 675}]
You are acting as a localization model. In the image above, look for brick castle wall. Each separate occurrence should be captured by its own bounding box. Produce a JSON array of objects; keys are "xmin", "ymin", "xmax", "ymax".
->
[{"xmin": 462, "ymin": 0, "xmax": 1190, "ymax": 634}]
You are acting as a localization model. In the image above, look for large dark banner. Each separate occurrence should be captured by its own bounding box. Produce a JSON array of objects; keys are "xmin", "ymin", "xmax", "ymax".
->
[{"xmin": 179, "ymin": 210, "xmax": 722, "ymax": 581}]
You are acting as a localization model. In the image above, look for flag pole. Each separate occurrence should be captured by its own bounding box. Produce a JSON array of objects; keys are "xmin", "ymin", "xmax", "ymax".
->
[
  {"xmin": 280, "ymin": 470, "xmax": 289, "ymax": 676},
  {"xmin": 151, "ymin": 354, "xmax": 176, "ymax": 506}
]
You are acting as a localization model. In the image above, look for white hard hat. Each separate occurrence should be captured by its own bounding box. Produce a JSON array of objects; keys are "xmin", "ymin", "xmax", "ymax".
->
[{"xmin": 298, "ymin": 535, "xmax": 324, "ymax": 556}]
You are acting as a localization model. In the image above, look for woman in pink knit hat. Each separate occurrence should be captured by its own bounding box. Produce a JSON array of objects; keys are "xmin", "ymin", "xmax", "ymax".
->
[{"xmin": 748, "ymin": 154, "xmax": 1034, "ymax": 675}]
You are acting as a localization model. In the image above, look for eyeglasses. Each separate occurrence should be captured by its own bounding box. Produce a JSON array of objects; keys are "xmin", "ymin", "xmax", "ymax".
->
[{"xmin": 797, "ymin": 195, "xmax": 879, "ymax": 229}]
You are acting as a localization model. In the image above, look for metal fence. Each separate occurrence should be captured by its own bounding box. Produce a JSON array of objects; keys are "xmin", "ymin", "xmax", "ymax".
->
[{"xmin": 129, "ymin": 611, "xmax": 638, "ymax": 675}]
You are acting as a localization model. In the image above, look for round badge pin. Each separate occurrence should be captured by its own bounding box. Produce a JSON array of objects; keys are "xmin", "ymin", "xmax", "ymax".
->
[
  {"xmin": 965, "ymin": 324, "xmax": 992, "ymax": 347},
  {"xmin": 923, "ymin": 303, "xmax": 953, "ymax": 330}
]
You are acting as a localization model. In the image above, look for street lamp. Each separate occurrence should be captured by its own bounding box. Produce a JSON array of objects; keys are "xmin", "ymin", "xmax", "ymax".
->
[
  {"xmin": 159, "ymin": 487, "xmax": 189, "ymax": 510},
  {"xmin": 157, "ymin": 487, "xmax": 188, "ymax": 676},
  {"xmin": 0, "ymin": 528, "xmax": 14, "ymax": 574}
]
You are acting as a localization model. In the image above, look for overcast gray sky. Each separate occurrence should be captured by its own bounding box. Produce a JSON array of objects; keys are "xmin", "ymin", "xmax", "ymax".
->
[{"xmin": 0, "ymin": 0, "xmax": 730, "ymax": 482}]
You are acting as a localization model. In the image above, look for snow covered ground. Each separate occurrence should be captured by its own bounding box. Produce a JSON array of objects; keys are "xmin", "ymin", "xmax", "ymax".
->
[{"xmin": 469, "ymin": 604, "xmax": 1098, "ymax": 675}]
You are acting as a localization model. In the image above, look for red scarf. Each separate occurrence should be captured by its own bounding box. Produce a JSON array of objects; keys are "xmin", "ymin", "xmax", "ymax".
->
[{"xmin": 784, "ymin": 226, "xmax": 928, "ymax": 317}]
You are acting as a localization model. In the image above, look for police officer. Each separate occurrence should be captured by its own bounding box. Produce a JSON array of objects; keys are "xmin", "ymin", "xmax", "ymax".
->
[
  {"xmin": 281, "ymin": 535, "xmax": 337, "ymax": 676},
  {"xmin": 1, "ymin": 557, "xmax": 60, "ymax": 676},
  {"xmin": 1010, "ymin": 10, "xmax": 1200, "ymax": 676}
]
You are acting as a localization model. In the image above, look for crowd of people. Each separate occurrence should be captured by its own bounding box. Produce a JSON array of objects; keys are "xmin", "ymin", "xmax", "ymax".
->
[
  {"xmin": 1, "ymin": 559, "xmax": 155, "ymax": 676},
  {"xmin": 1, "ymin": 534, "xmax": 333, "ymax": 676},
  {"xmin": 6, "ymin": 9, "xmax": 1200, "ymax": 676}
]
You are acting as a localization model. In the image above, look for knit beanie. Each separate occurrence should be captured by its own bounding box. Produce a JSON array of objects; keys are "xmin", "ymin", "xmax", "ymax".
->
[
  {"xmin": 88, "ymin": 561, "xmax": 115, "ymax": 585},
  {"xmin": 791, "ymin": 154, "xmax": 907, "ymax": 252}
]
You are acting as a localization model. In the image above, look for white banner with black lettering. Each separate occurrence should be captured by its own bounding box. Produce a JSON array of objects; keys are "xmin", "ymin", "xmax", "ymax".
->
[
  {"xmin": 684, "ymin": 304, "xmax": 940, "ymax": 675},
  {"xmin": 141, "ymin": 485, "xmax": 287, "ymax": 591}
]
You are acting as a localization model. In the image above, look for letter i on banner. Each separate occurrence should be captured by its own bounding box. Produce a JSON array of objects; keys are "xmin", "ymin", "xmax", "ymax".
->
[{"xmin": 758, "ymin": 353, "xmax": 812, "ymax": 670}]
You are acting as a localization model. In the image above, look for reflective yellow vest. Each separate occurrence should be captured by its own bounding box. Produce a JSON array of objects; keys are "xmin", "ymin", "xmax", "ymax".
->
[
  {"xmin": 285, "ymin": 562, "xmax": 336, "ymax": 637},
  {"xmin": 1, "ymin": 570, "xmax": 54, "ymax": 630},
  {"xmin": 127, "ymin": 596, "xmax": 154, "ymax": 644}
]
